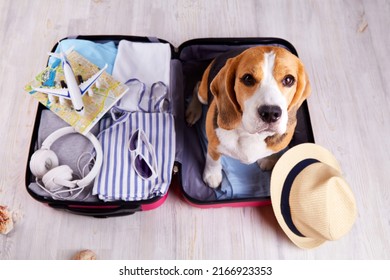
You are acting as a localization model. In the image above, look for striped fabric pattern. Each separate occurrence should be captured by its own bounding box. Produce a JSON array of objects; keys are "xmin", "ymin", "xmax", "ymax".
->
[{"xmin": 93, "ymin": 111, "xmax": 175, "ymax": 201}]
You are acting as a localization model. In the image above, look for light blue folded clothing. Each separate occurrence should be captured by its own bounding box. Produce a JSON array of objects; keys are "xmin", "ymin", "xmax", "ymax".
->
[{"xmin": 48, "ymin": 39, "xmax": 117, "ymax": 74}]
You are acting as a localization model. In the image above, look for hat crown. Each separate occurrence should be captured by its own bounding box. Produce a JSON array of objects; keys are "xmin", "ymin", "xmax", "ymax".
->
[{"xmin": 290, "ymin": 163, "xmax": 357, "ymax": 241}]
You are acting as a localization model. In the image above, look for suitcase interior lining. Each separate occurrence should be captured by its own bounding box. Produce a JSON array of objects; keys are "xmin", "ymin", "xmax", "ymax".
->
[{"xmin": 177, "ymin": 43, "xmax": 293, "ymax": 202}]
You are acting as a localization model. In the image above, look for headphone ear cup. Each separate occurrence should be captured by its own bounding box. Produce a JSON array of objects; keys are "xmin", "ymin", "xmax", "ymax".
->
[
  {"xmin": 42, "ymin": 165, "xmax": 74, "ymax": 191},
  {"xmin": 30, "ymin": 149, "xmax": 59, "ymax": 178}
]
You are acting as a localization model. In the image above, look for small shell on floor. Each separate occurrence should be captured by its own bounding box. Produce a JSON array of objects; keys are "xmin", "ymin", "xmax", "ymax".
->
[
  {"xmin": 0, "ymin": 206, "xmax": 14, "ymax": 235},
  {"xmin": 72, "ymin": 249, "xmax": 97, "ymax": 260}
]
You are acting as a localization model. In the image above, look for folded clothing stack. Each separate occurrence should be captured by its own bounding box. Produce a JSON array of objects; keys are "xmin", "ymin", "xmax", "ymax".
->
[{"xmin": 93, "ymin": 40, "xmax": 175, "ymax": 201}]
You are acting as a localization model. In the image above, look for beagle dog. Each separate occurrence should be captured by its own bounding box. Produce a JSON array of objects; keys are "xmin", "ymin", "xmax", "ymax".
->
[{"xmin": 186, "ymin": 46, "xmax": 311, "ymax": 188}]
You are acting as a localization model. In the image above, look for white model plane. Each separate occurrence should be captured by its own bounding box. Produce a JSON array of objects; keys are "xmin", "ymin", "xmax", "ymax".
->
[{"xmin": 33, "ymin": 44, "xmax": 107, "ymax": 115}]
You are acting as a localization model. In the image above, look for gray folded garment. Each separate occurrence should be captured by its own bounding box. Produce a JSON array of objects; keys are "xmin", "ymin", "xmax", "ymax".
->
[{"xmin": 28, "ymin": 110, "xmax": 101, "ymax": 202}]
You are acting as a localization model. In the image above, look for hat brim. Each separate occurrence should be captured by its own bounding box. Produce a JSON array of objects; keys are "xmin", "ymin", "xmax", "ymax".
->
[{"xmin": 270, "ymin": 143, "xmax": 342, "ymax": 249}]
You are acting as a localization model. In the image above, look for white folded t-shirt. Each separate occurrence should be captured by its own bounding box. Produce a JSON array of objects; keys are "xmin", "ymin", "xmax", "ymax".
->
[{"xmin": 112, "ymin": 40, "xmax": 171, "ymax": 112}]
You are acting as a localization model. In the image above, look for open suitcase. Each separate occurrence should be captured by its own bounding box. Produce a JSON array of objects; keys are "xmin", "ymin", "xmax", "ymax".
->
[{"xmin": 25, "ymin": 35, "xmax": 314, "ymax": 218}]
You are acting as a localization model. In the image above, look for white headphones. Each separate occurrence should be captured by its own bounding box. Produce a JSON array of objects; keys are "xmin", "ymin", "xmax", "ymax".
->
[{"xmin": 30, "ymin": 127, "xmax": 103, "ymax": 199}]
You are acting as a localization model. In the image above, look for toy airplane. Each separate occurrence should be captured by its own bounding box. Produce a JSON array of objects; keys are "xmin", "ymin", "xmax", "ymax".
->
[{"xmin": 33, "ymin": 44, "xmax": 108, "ymax": 115}]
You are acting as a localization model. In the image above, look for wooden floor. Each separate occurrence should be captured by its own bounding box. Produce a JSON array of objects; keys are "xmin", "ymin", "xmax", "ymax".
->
[{"xmin": 1, "ymin": 0, "xmax": 389, "ymax": 260}]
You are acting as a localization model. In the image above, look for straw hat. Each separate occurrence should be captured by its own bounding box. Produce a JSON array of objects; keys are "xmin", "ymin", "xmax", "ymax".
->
[{"xmin": 270, "ymin": 143, "xmax": 357, "ymax": 249}]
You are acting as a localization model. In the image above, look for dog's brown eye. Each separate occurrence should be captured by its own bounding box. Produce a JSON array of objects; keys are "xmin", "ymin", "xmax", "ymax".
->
[
  {"xmin": 282, "ymin": 75, "xmax": 295, "ymax": 87},
  {"xmin": 241, "ymin": 74, "xmax": 256, "ymax": 87}
]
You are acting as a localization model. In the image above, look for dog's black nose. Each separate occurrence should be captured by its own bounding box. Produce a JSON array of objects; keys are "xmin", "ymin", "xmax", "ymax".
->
[{"xmin": 258, "ymin": 105, "xmax": 282, "ymax": 123}]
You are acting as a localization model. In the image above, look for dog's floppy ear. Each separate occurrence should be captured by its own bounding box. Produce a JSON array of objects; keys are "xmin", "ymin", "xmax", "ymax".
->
[
  {"xmin": 210, "ymin": 57, "xmax": 242, "ymax": 130},
  {"xmin": 288, "ymin": 61, "xmax": 311, "ymax": 111}
]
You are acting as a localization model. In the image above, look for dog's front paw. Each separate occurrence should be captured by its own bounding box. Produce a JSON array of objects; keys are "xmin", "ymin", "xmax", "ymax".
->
[
  {"xmin": 203, "ymin": 169, "xmax": 222, "ymax": 188},
  {"xmin": 203, "ymin": 154, "xmax": 222, "ymax": 188}
]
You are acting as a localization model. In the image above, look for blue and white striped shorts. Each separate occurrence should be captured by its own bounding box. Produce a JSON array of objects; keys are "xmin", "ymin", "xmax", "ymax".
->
[{"xmin": 93, "ymin": 111, "xmax": 175, "ymax": 201}]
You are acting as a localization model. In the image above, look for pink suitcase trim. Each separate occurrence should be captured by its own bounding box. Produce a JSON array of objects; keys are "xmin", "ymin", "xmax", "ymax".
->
[
  {"xmin": 183, "ymin": 195, "xmax": 271, "ymax": 209},
  {"xmin": 141, "ymin": 192, "xmax": 169, "ymax": 211}
]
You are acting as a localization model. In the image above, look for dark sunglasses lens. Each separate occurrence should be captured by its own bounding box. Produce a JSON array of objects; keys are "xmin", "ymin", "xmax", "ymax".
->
[
  {"xmin": 129, "ymin": 131, "xmax": 139, "ymax": 151},
  {"xmin": 134, "ymin": 156, "xmax": 153, "ymax": 178}
]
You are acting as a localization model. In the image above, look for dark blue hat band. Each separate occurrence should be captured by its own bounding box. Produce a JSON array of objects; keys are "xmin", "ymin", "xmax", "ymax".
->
[{"xmin": 280, "ymin": 158, "xmax": 319, "ymax": 237}]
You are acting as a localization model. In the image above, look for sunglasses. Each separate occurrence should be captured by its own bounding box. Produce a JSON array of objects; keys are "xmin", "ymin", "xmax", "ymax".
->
[{"xmin": 128, "ymin": 129, "xmax": 158, "ymax": 180}]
